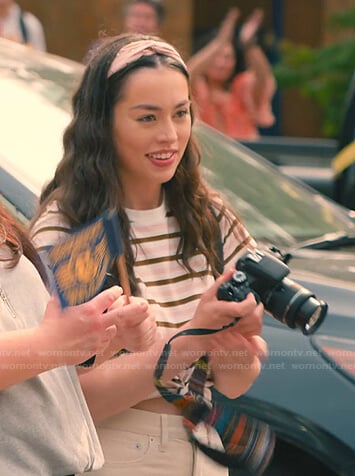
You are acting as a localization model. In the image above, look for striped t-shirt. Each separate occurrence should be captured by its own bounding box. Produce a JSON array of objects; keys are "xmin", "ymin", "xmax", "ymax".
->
[
  {"xmin": 31, "ymin": 199, "xmax": 255, "ymax": 399},
  {"xmin": 31, "ymin": 199, "xmax": 255, "ymax": 334}
]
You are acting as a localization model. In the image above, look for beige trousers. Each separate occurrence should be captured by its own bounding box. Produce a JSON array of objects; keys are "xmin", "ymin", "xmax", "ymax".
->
[{"xmin": 86, "ymin": 408, "xmax": 228, "ymax": 476}]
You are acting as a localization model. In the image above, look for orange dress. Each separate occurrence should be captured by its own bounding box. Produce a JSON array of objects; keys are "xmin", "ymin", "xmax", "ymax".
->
[{"xmin": 192, "ymin": 71, "xmax": 273, "ymax": 140}]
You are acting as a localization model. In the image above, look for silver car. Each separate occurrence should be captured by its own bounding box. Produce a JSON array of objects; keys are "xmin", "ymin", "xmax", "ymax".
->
[{"xmin": 1, "ymin": 38, "xmax": 355, "ymax": 476}]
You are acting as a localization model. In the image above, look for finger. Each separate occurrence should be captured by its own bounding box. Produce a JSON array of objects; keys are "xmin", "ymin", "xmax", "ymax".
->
[
  {"xmin": 105, "ymin": 324, "xmax": 118, "ymax": 340},
  {"xmin": 46, "ymin": 292, "xmax": 62, "ymax": 314},
  {"xmin": 203, "ymin": 268, "xmax": 235, "ymax": 300},
  {"xmin": 117, "ymin": 302, "xmax": 150, "ymax": 328},
  {"xmin": 226, "ymin": 6, "xmax": 240, "ymax": 22},
  {"xmin": 97, "ymin": 325, "xmax": 118, "ymax": 354},
  {"xmin": 88, "ymin": 286, "xmax": 123, "ymax": 314},
  {"xmin": 227, "ymin": 292, "xmax": 258, "ymax": 316},
  {"xmin": 248, "ymin": 335, "xmax": 268, "ymax": 359}
]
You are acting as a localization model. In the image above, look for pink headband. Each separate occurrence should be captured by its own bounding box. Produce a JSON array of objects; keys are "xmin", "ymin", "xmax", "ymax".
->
[{"xmin": 107, "ymin": 39, "xmax": 186, "ymax": 77}]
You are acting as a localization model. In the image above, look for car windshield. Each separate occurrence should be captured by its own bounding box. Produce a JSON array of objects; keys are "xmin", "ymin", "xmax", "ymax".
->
[
  {"xmin": 0, "ymin": 39, "xmax": 83, "ymax": 113},
  {"xmin": 195, "ymin": 122, "xmax": 355, "ymax": 247},
  {"xmin": 0, "ymin": 40, "xmax": 84, "ymax": 197}
]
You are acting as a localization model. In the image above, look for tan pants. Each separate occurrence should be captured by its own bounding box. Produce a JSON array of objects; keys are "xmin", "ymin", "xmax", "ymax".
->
[{"xmin": 87, "ymin": 408, "xmax": 228, "ymax": 476}]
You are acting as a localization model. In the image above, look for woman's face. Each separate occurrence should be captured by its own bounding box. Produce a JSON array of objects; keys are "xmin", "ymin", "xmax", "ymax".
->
[
  {"xmin": 124, "ymin": 2, "xmax": 160, "ymax": 35},
  {"xmin": 112, "ymin": 65, "xmax": 191, "ymax": 209},
  {"xmin": 205, "ymin": 42, "xmax": 236, "ymax": 84}
]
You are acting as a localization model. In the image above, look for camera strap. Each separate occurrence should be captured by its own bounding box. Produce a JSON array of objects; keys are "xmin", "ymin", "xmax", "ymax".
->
[{"xmin": 154, "ymin": 324, "xmax": 275, "ymax": 475}]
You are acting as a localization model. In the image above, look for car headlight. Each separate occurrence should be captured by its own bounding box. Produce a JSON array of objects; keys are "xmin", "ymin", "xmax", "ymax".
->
[{"xmin": 313, "ymin": 336, "xmax": 355, "ymax": 383}]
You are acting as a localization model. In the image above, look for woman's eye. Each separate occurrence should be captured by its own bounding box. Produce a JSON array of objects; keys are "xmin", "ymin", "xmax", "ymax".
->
[
  {"xmin": 176, "ymin": 109, "xmax": 189, "ymax": 118},
  {"xmin": 138, "ymin": 114, "xmax": 156, "ymax": 122}
]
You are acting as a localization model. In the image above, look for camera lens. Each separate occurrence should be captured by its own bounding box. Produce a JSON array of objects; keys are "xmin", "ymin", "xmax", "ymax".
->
[
  {"xmin": 264, "ymin": 278, "xmax": 328, "ymax": 335},
  {"xmin": 296, "ymin": 297, "xmax": 328, "ymax": 335}
]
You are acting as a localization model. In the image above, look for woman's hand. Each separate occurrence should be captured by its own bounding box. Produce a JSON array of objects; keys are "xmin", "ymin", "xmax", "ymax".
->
[
  {"xmin": 181, "ymin": 269, "xmax": 266, "ymax": 398},
  {"xmin": 217, "ymin": 6, "xmax": 240, "ymax": 44},
  {"xmin": 187, "ymin": 268, "xmax": 262, "ymax": 338},
  {"xmin": 239, "ymin": 8, "xmax": 264, "ymax": 48},
  {"xmin": 107, "ymin": 295, "xmax": 157, "ymax": 352},
  {"xmin": 209, "ymin": 318, "xmax": 267, "ymax": 398},
  {"xmin": 37, "ymin": 286, "xmax": 123, "ymax": 366}
]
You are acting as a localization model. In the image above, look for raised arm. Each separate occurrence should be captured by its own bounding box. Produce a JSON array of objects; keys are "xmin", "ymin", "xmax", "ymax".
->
[
  {"xmin": 239, "ymin": 8, "xmax": 276, "ymax": 126},
  {"xmin": 187, "ymin": 7, "xmax": 240, "ymax": 81}
]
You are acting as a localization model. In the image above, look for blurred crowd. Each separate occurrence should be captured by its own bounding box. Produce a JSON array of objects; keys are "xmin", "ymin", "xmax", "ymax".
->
[{"xmin": 0, "ymin": 0, "xmax": 277, "ymax": 141}]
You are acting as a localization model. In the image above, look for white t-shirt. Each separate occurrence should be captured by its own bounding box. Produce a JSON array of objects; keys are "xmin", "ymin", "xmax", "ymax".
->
[
  {"xmin": 0, "ymin": 2, "xmax": 46, "ymax": 51},
  {"xmin": 0, "ymin": 251, "xmax": 103, "ymax": 475}
]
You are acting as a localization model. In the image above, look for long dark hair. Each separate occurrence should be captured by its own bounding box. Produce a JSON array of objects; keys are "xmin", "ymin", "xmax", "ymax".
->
[
  {"xmin": 32, "ymin": 33, "xmax": 223, "ymax": 294},
  {"xmin": 0, "ymin": 205, "xmax": 47, "ymax": 283}
]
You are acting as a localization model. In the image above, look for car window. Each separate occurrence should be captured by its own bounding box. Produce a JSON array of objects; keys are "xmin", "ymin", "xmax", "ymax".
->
[{"xmin": 195, "ymin": 122, "xmax": 354, "ymax": 245}]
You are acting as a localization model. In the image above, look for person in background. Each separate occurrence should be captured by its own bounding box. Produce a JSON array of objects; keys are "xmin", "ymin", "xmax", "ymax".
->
[
  {"xmin": 123, "ymin": 0, "xmax": 165, "ymax": 35},
  {"xmin": 30, "ymin": 33, "xmax": 268, "ymax": 475},
  {"xmin": 0, "ymin": 203, "xmax": 157, "ymax": 475},
  {"xmin": 0, "ymin": 0, "xmax": 46, "ymax": 51},
  {"xmin": 83, "ymin": 0, "xmax": 165, "ymax": 64},
  {"xmin": 188, "ymin": 6, "xmax": 276, "ymax": 141}
]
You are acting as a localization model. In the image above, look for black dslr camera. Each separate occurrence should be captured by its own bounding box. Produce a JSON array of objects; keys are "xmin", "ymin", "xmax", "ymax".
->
[{"xmin": 217, "ymin": 249, "xmax": 328, "ymax": 335}]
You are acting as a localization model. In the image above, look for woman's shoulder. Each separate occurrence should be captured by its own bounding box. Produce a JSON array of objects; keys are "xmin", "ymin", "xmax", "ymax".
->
[
  {"xmin": 209, "ymin": 194, "xmax": 238, "ymax": 223},
  {"xmin": 209, "ymin": 194, "xmax": 255, "ymax": 243},
  {"xmin": 30, "ymin": 201, "xmax": 71, "ymax": 250}
]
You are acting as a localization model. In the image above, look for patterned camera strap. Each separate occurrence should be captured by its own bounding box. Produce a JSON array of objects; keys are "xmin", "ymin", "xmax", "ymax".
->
[{"xmin": 154, "ymin": 324, "xmax": 275, "ymax": 476}]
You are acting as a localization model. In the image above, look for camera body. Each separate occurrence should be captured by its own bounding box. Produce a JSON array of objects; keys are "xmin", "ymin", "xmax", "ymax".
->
[{"xmin": 217, "ymin": 249, "xmax": 327, "ymax": 335}]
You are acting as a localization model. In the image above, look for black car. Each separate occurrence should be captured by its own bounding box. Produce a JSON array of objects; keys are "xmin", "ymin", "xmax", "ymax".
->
[
  {"xmin": 1, "ymin": 39, "xmax": 355, "ymax": 476},
  {"xmin": 241, "ymin": 71, "xmax": 355, "ymax": 211}
]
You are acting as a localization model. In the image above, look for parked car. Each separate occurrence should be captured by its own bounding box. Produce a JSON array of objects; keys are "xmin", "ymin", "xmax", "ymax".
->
[
  {"xmin": 240, "ymin": 72, "xmax": 355, "ymax": 211},
  {"xmin": 1, "ymin": 38, "xmax": 355, "ymax": 476}
]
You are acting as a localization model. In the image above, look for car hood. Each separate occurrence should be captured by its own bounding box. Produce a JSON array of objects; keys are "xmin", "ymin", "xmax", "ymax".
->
[{"xmin": 290, "ymin": 247, "xmax": 355, "ymax": 284}]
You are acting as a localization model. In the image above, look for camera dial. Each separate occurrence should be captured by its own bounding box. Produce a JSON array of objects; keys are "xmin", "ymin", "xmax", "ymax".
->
[{"xmin": 217, "ymin": 271, "xmax": 253, "ymax": 302}]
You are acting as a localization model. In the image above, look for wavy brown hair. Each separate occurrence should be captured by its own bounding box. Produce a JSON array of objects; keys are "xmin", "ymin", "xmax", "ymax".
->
[
  {"xmin": 32, "ymin": 33, "xmax": 225, "ymax": 294},
  {"xmin": 0, "ymin": 205, "xmax": 47, "ymax": 284}
]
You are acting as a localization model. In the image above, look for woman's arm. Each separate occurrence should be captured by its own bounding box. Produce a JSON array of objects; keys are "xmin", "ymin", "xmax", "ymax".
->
[
  {"xmin": 80, "ymin": 269, "xmax": 264, "ymax": 421},
  {"xmin": 187, "ymin": 7, "xmax": 239, "ymax": 81},
  {"xmin": 209, "ymin": 310, "xmax": 267, "ymax": 398},
  {"xmin": 240, "ymin": 9, "xmax": 276, "ymax": 126},
  {"xmin": 0, "ymin": 287, "xmax": 122, "ymax": 390}
]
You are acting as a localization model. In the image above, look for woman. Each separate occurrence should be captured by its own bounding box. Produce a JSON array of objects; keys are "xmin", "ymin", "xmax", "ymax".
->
[
  {"xmin": 30, "ymin": 33, "xmax": 268, "ymax": 475},
  {"xmin": 0, "ymin": 203, "xmax": 156, "ymax": 475},
  {"xmin": 188, "ymin": 7, "xmax": 276, "ymax": 140}
]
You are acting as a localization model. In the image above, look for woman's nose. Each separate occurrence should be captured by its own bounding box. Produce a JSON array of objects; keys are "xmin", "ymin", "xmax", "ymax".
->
[{"xmin": 157, "ymin": 119, "xmax": 178, "ymax": 142}]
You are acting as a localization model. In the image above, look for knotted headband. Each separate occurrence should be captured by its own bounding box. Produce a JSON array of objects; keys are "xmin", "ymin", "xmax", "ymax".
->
[{"xmin": 108, "ymin": 39, "xmax": 187, "ymax": 77}]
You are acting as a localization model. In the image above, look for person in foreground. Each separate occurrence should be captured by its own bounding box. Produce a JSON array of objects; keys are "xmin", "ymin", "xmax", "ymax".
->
[
  {"xmin": 30, "ymin": 33, "xmax": 268, "ymax": 475},
  {"xmin": 0, "ymin": 203, "xmax": 157, "ymax": 475}
]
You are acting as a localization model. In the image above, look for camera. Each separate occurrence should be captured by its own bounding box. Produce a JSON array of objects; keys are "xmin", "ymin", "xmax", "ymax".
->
[{"xmin": 217, "ymin": 249, "xmax": 328, "ymax": 335}]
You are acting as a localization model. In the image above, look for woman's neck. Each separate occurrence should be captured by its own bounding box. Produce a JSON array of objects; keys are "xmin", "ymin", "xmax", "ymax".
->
[{"xmin": 123, "ymin": 188, "xmax": 164, "ymax": 210}]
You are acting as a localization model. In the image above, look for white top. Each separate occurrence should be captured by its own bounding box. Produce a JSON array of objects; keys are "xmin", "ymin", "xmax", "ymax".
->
[
  {"xmin": 0, "ymin": 2, "xmax": 46, "ymax": 51},
  {"xmin": 0, "ymin": 251, "xmax": 104, "ymax": 475}
]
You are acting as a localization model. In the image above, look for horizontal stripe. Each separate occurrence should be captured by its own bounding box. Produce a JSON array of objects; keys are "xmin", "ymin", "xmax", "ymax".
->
[{"xmin": 31, "ymin": 200, "xmax": 255, "ymax": 328}]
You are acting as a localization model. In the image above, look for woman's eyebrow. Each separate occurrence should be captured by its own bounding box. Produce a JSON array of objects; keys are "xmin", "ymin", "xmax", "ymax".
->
[{"xmin": 130, "ymin": 100, "xmax": 191, "ymax": 111}]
